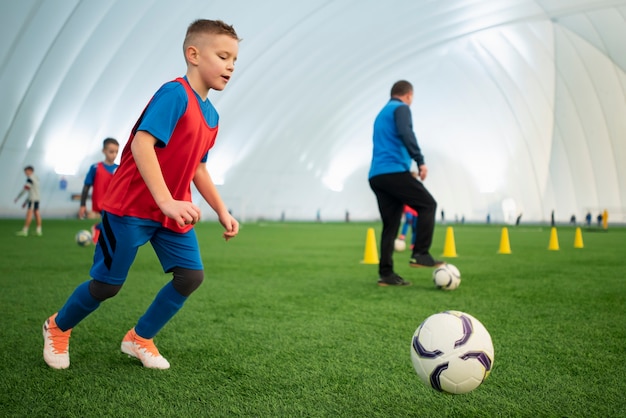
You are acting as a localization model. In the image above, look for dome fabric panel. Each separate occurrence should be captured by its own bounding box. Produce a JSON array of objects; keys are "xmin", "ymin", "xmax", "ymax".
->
[{"xmin": 1, "ymin": 0, "xmax": 625, "ymax": 223}]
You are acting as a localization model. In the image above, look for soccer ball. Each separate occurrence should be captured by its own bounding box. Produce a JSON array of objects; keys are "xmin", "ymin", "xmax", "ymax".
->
[
  {"xmin": 394, "ymin": 238, "xmax": 406, "ymax": 252},
  {"xmin": 410, "ymin": 311, "xmax": 494, "ymax": 394},
  {"xmin": 75, "ymin": 230, "xmax": 92, "ymax": 246},
  {"xmin": 432, "ymin": 263, "xmax": 461, "ymax": 290}
]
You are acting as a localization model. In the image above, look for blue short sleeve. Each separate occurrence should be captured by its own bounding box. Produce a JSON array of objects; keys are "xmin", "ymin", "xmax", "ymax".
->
[
  {"xmin": 83, "ymin": 163, "xmax": 98, "ymax": 185},
  {"xmin": 137, "ymin": 82, "xmax": 188, "ymax": 146}
]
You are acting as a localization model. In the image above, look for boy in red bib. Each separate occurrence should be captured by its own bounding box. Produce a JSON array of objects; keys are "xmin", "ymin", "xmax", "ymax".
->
[
  {"xmin": 43, "ymin": 19, "xmax": 240, "ymax": 370},
  {"xmin": 79, "ymin": 137, "xmax": 119, "ymax": 243}
]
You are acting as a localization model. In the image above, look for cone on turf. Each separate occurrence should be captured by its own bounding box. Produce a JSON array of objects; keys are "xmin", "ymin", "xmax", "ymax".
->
[
  {"xmin": 548, "ymin": 227, "xmax": 559, "ymax": 251},
  {"xmin": 574, "ymin": 227, "xmax": 584, "ymax": 248},
  {"xmin": 442, "ymin": 226, "xmax": 458, "ymax": 257},
  {"xmin": 361, "ymin": 228, "xmax": 379, "ymax": 264},
  {"xmin": 497, "ymin": 227, "xmax": 512, "ymax": 254}
]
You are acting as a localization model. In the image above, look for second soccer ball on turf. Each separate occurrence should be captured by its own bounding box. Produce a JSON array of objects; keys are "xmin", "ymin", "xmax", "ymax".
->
[
  {"xmin": 410, "ymin": 310, "xmax": 494, "ymax": 394},
  {"xmin": 432, "ymin": 263, "xmax": 461, "ymax": 290},
  {"xmin": 75, "ymin": 230, "xmax": 92, "ymax": 246},
  {"xmin": 394, "ymin": 238, "xmax": 406, "ymax": 252}
]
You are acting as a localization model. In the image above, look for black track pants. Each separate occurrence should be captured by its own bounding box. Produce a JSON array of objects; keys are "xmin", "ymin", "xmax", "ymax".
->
[{"xmin": 369, "ymin": 172, "xmax": 437, "ymax": 276}]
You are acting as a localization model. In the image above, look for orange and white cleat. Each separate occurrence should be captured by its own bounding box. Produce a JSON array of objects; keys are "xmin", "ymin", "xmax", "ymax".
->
[
  {"xmin": 121, "ymin": 328, "xmax": 170, "ymax": 369},
  {"xmin": 42, "ymin": 313, "xmax": 71, "ymax": 369}
]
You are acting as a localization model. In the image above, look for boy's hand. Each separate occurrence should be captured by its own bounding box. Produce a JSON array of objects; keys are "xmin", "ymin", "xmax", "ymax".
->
[
  {"xmin": 160, "ymin": 200, "xmax": 201, "ymax": 228},
  {"xmin": 220, "ymin": 213, "xmax": 239, "ymax": 241}
]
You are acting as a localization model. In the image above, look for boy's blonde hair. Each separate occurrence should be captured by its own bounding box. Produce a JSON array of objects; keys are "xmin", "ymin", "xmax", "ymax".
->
[{"xmin": 183, "ymin": 19, "xmax": 240, "ymax": 61}]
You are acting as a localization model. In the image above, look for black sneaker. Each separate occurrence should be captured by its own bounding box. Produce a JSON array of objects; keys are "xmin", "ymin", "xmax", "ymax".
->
[
  {"xmin": 377, "ymin": 273, "xmax": 412, "ymax": 287},
  {"xmin": 409, "ymin": 254, "xmax": 445, "ymax": 268}
]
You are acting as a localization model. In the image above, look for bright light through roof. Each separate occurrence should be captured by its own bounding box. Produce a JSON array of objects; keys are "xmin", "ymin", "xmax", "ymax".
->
[
  {"xmin": 47, "ymin": 136, "xmax": 89, "ymax": 176},
  {"xmin": 322, "ymin": 140, "xmax": 369, "ymax": 192}
]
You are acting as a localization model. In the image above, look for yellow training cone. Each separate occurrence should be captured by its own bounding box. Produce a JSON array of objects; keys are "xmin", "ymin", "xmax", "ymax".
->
[
  {"xmin": 574, "ymin": 227, "xmax": 584, "ymax": 248},
  {"xmin": 548, "ymin": 227, "xmax": 560, "ymax": 251},
  {"xmin": 361, "ymin": 228, "xmax": 379, "ymax": 264},
  {"xmin": 442, "ymin": 226, "xmax": 458, "ymax": 257},
  {"xmin": 498, "ymin": 227, "xmax": 512, "ymax": 254}
]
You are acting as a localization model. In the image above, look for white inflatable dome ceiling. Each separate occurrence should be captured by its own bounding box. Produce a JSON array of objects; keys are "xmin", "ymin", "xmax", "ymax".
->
[{"xmin": 1, "ymin": 0, "xmax": 625, "ymax": 223}]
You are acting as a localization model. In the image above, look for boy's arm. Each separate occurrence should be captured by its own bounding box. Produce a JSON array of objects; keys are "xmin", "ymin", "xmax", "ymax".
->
[
  {"xmin": 78, "ymin": 184, "xmax": 91, "ymax": 218},
  {"xmin": 14, "ymin": 188, "xmax": 26, "ymax": 202},
  {"xmin": 132, "ymin": 131, "xmax": 201, "ymax": 227},
  {"xmin": 14, "ymin": 183, "xmax": 29, "ymax": 202},
  {"xmin": 193, "ymin": 163, "xmax": 239, "ymax": 241}
]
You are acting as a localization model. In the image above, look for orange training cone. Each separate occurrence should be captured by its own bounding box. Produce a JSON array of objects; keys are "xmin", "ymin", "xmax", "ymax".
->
[
  {"xmin": 548, "ymin": 227, "xmax": 560, "ymax": 251},
  {"xmin": 498, "ymin": 227, "xmax": 512, "ymax": 254},
  {"xmin": 361, "ymin": 228, "xmax": 379, "ymax": 264},
  {"xmin": 574, "ymin": 227, "xmax": 584, "ymax": 248},
  {"xmin": 442, "ymin": 226, "xmax": 458, "ymax": 257}
]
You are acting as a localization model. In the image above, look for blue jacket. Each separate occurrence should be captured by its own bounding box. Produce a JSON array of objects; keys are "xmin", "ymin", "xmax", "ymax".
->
[{"xmin": 369, "ymin": 98, "xmax": 425, "ymax": 179}]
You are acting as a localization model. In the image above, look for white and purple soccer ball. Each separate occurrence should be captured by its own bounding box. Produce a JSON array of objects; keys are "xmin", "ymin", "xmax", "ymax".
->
[
  {"xmin": 75, "ymin": 230, "xmax": 92, "ymax": 246},
  {"xmin": 432, "ymin": 263, "xmax": 461, "ymax": 290},
  {"xmin": 410, "ymin": 311, "xmax": 494, "ymax": 394}
]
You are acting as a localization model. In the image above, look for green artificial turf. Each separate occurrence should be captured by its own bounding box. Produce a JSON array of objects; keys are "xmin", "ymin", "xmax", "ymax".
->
[{"xmin": 0, "ymin": 219, "xmax": 624, "ymax": 417}]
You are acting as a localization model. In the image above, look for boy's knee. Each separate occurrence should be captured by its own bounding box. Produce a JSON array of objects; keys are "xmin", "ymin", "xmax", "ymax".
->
[
  {"xmin": 171, "ymin": 267, "xmax": 204, "ymax": 296},
  {"xmin": 88, "ymin": 280, "xmax": 123, "ymax": 301}
]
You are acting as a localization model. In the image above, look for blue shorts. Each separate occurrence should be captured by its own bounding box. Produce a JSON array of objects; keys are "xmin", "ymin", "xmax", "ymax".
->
[{"xmin": 90, "ymin": 211, "xmax": 203, "ymax": 285}]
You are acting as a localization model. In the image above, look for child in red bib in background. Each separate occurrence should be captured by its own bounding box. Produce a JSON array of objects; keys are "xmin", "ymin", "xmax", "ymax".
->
[
  {"xmin": 398, "ymin": 205, "xmax": 418, "ymax": 249},
  {"xmin": 79, "ymin": 137, "xmax": 119, "ymax": 244}
]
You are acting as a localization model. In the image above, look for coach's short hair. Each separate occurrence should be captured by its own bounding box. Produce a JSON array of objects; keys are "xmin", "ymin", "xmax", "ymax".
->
[{"xmin": 390, "ymin": 80, "xmax": 413, "ymax": 97}]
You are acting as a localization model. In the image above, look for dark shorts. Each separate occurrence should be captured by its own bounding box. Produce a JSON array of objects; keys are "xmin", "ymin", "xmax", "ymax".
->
[
  {"xmin": 26, "ymin": 200, "xmax": 40, "ymax": 210},
  {"xmin": 90, "ymin": 211, "xmax": 203, "ymax": 285}
]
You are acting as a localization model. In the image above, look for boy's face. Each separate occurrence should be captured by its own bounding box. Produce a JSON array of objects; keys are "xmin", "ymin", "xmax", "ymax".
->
[
  {"xmin": 103, "ymin": 144, "xmax": 119, "ymax": 163},
  {"xmin": 193, "ymin": 34, "xmax": 239, "ymax": 91}
]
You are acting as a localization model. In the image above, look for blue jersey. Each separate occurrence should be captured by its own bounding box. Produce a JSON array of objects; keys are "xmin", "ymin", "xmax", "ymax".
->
[
  {"xmin": 84, "ymin": 162, "xmax": 118, "ymax": 185},
  {"xmin": 369, "ymin": 98, "xmax": 425, "ymax": 179},
  {"xmin": 103, "ymin": 77, "xmax": 218, "ymax": 232},
  {"xmin": 137, "ymin": 76, "xmax": 217, "ymax": 163}
]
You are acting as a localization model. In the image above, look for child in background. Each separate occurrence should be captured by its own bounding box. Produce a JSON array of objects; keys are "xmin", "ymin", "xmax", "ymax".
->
[
  {"xmin": 14, "ymin": 165, "xmax": 42, "ymax": 236},
  {"xmin": 42, "ymin": 19, "xmax": 240, "ymax": 370},
  {"xmin": 397, "ymin": 171, "xmax": 420, "ymax": 248},
  {"xmin": 398, "ymin": 205, "xmax": 418, "ymax": 249},
  {"xmin": 78, "ymin": 137, "xmax": 120, "ymax": 243}
]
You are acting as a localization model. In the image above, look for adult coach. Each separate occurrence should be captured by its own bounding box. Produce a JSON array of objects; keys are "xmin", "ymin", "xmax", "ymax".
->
[{"xmin": 369, "ymin": 80, "xmax": 441, "ymax": 286}]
